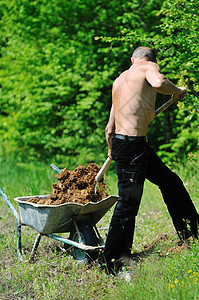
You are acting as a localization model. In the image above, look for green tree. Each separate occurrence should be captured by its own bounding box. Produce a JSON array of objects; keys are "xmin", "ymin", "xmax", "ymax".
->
[
  {"xmin": 152, "ymin": 0, "xmax": 199, "ymax": 162},
  {"xmin": 0, "ymin": 0, "xmax": 198, "ymax": 165}
]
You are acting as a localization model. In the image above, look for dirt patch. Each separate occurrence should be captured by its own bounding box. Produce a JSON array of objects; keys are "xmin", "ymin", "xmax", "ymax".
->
[
  {"xmin": 27, "ymin": 163, "xmax": 109, "ymax": 205},
  {"xmin": 131, "ymin": 233, "xmax": 193, "ymax": 262},
  {"xmin": 142, "ymin": 233, "xmax": 170, "ymax": 252},
  {"xmin": 166, "ymin": 243, "xmax": 189, "ymax": 254},
  {"xmin": 141, "ymin": 234, "xmax": 193, "ymax": 256}
]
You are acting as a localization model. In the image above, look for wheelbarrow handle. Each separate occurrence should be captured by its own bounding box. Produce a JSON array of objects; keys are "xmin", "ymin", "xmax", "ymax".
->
[
  {"xmin": 50, "ymin": 164, "xmax": 61, "ymax": 173},
  {"xmin": 0, "ymin": 187, "xmax": 20, "ymax": 221}
]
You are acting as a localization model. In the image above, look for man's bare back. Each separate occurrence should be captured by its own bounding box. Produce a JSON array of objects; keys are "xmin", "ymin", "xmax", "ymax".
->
[{"xmin": 113, "ymin": 61, "xmax": 157, "ymax": 136}]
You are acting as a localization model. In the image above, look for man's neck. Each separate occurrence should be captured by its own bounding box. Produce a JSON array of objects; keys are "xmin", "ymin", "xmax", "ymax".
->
[{"xmin": 133, "ymin": 58, "xmax": 149, "ymax": 65}]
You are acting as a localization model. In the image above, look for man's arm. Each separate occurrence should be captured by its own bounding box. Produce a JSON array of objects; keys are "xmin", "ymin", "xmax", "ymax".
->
[
  {"xmin": 146, "ymin": 64, "xmax": 187, "ymax": 102},
  {"xmin": 105, "ymin": 105, "xmax": 115, "ymax": 160}
]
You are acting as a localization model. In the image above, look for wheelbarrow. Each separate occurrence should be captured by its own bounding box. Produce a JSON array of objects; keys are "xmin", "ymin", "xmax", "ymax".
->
[{"xmin": 0, "ymin": 187, "xmax": 117, "ymax": 262}]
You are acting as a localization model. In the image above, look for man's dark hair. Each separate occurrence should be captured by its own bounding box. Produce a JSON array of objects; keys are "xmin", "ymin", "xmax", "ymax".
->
[{"xmin": 132, "ymin": 47, "xmax": 156, "ymax": 62}]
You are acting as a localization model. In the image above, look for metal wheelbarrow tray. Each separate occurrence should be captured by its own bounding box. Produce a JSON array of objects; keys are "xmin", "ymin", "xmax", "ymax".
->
[
  {"xmin": 15, "ymin": 195, "xmax": 117, "ymax": 234},
  {"xmin": 0, "ymin": 188, "xmax": 117, "ymax": 262}
]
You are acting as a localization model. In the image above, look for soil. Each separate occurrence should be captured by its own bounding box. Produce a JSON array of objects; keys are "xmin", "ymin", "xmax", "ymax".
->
[
  {"xmin": 27, "ymin": 163, "xmax": 109, "ymax": 205},
  {"xmin": 141, "ymin": 233, "xmax": 192, "ymax": 256}
]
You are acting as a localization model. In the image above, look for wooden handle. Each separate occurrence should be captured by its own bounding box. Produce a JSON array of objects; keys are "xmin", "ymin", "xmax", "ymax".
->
[
  {"xmin": 95, "ymin": 157, "xmax": 112, "ymax": 183},
  {"xmin": 155, "ymin": 97, "xmax": 174, "ymax": 116}
]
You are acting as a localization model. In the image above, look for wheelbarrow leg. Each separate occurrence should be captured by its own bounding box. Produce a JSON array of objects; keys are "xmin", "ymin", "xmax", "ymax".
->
[
  {"xmin": 0, "ymin": 188, "xmax": 43, "ymax": 261},
  {"xmin": 17, "ymin": 222, "xmax": 23, "ymax": 261},
  {"xmin": 28, "ymin": 233, "xmax": 42, "ymax": 261}
]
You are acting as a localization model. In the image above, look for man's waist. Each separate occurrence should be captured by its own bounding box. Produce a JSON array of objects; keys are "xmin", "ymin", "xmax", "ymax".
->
[{"xmin": 114, "ymin": 134, "xmax": 148, "ymax": 142}]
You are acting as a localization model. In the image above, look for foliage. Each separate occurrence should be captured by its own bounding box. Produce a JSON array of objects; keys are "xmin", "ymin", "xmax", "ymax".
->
[
  {"xmin": 0, "ymin": 0, "xmax": 198, "ymax": 164},
  {"xmin": 153, "ymin": 0, "xmax": 199, "ymax": 162},
  {"xmin": 100, "ymin": 0, "xmax": 199, "ymax": 163}
]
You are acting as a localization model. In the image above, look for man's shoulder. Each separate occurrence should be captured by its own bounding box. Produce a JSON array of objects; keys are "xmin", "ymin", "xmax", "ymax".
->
[
  {"xmin": 146, "ymin": 61, "xmax": 160, "ymax": 71},
  {"xmin": 130, "ymin": 61, "xmax": 160, "ymax": 75},
  {"xmin": 113, "ymin": 70, "xmax": 128, "ymax": 85}
]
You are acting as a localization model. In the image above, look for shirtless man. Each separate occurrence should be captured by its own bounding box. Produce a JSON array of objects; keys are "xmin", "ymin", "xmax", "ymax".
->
[{"xmin": 102, "ymin": 47, "xmax": 198, "ymax": 275}]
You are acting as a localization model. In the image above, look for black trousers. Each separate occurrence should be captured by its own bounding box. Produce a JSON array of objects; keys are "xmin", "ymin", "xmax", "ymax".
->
[{"xmin": 102, "ymin": 135, "xmax": 198, "ymax": 274}]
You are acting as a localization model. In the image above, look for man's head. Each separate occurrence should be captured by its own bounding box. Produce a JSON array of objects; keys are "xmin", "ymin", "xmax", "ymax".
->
[{"xmin": 131, "ymin": 47, "xmax": 157, "ymax": 63}]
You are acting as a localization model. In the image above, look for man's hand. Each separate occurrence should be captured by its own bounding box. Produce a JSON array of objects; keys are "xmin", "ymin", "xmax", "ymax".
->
[
  {"xmin": 173, "ymin": 87, "xmax": 187, "ymax": 103},
  {"xmin": 108, "ymin": 148, "xmax": 112, "ymax": 161}
]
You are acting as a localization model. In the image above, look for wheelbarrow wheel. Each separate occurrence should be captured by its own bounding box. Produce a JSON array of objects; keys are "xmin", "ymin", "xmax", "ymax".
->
[{"xmin": 70, "ymin": 224, "xmax": 99, "ymax": 263}]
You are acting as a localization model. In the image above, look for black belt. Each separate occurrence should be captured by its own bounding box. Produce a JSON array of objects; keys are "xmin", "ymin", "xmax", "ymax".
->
[{"xmin": 114, "ymin": 134, "xmax": 147, "ymax": 142}]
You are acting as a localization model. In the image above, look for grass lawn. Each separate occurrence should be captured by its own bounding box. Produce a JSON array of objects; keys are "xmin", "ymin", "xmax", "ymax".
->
[{"xmin": 0, "ymin": 157, "xmax": 198, "ymax": 299}]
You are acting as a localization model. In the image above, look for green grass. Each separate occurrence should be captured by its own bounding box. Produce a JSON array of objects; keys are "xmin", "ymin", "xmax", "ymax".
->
[{"xmin": 0, "ymin": 157, "xmax": 199, "ymax": 299}]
